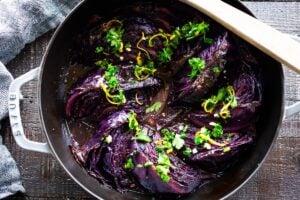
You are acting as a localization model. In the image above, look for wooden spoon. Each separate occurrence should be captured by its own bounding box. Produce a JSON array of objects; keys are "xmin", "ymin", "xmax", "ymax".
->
[{"xmin": 179, "ymin": 0, "xmax": 300, "ymax": 74}]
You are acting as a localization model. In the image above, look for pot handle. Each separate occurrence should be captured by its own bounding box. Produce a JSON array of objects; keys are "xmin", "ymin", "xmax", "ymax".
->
[
  {"xmin": 8, "ymin": 67, "xmax": 51, "ymax": 154},
  {"xmin": 284, "ymin": 34, "xmax": 300, "ymax": 119},
  {"xmin": 285, "ymin": 102, "xmax": 300, "ymax": 119}
]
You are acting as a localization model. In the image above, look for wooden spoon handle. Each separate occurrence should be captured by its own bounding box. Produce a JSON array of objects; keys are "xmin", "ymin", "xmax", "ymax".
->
[{"xmin": 180, "ymin": 0, "xmax": 300, "ymax": 74}]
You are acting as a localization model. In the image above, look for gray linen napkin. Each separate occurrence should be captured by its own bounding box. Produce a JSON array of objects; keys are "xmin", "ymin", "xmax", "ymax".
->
[
  {"xmin": 0, "ymin": 62, "xmax": 24, "ymax": 199},
  {"xmin": 0, "ymin": 0, "xmax": 81, "ymax": 198}
]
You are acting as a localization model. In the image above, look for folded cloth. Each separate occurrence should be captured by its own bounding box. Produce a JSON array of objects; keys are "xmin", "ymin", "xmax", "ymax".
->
[
  {"xmin": 0, "ymin": 0, "xmax": 81, "ymax": 198},
  {"xmin": 0, "ymin": 62, "xmax": 24, "ymax": 199}
]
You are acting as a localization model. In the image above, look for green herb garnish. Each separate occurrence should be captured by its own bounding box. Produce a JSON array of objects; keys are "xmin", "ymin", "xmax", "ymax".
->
[
  {"xmin": 95, "ymin": 59, "xmax": 109, "ymax": 69},
  {"xmin": 182, "ymin": 125, "xmax": 189, "ymax": 133},
  {"xmin": 156, "ymin": 153, "xmax": 171, "ymax": 182},
  {"xmin": 213, "ymin": 66, "xmax": 221, "ymax": 74},
  {"xmin": 155, "ymin": 165, "xmax": 170, "ymax": 182},
  {"xmin": 107, "ymin": 76, "xmax": 119, "ymax": 90},
  {"xmin": 188, "ymin": 57, "xmax": 206, "ymax": 79},
  {"xmin": 180, "ymin": 133, "xmax": 187, "ymax": 139},
  {"xmin": 172, "ymin": 134, "xmax": 185, "ymax": 150},
  {"xmin": 125, "ymin": 42, "xmax": 132, "ymax": 51},
  {"xmin": 181, "ymin": 21, "xmax": 209, "ymax": 41},
  {"xmin": 134, "ymin": 65, "xmax": 157, "ymax": 81},
  {"xmin": 204, "ymin": 36, "xmax": 213, "ymax": 45},
  {"xmin": 145, "ymin": 102, "xmax": 162, "ymax": 113},
  {"xmin": 129, "ymin": 110, "xmax": 152, "ymax": 143},
  {"xmin": 157, "ymin": 153, "xmax": 171, "ymax": 166},
  {"xmin": 132, "ymin": 130, "xmax": 152, "ymax": 143},
  {"xmin": 103, "ymin": 64, "xmax": 120, "ymax": 91},
  {"xmin": 105, "ymin": 26, "xmax": 124, "ymax": 53},
  {"xmin": 211, "ymin": 123, "xmax": 223, "ymax": 138},
  {"xmin": 104, "ymin": 64, "xmax": 118, "ymax": 78},
  {"xmin": 183, "ymin": 147, "xmax": 192, "ymax": 157},
  {"xmin": 194, "ymin": 127, "xmax": 210, "ymax": 145},
  {"xmin": 111, "ymin": 90, "xmax": 126, "ymax": 104},
  {"xmin": 124, "ymin": 158, "xmax": 134, "ymax": 170},
  {"xmin": 128, "ymin": 110, "xmax": 139, "ymax": 130},
  {"xmin": 95, "ymin": 46, "xmax": 104, "ymax": 54},
  {"xmin": 157, "ymin": 47, "xmax": 173, "ymax": 63},
  {"xmin": 155, "ymin": 142, "xmax": 173, "ymax": 152},
  {"xmin": 226, "ymin": 134, "xmax": 233, "ymax": 141},
  {"xmin": 201, "ymin": 86, "xmax": 238, "ymax": 119}
]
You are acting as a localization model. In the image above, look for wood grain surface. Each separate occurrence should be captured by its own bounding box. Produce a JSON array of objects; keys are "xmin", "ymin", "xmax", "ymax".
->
[{"xmin": 2, "ymin": 2, "xmax": 300, "ymax": 200}]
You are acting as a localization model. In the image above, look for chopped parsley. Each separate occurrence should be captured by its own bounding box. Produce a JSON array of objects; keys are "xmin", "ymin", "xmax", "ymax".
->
[
  {"xmin": 181, "ymin": 21, "xmax": 209, "ymax": 41},
  {"xmin": 157, "ymin": 153, "xmax": 171, "ymax": 166},
  {"xmin": 128, "ymin": 110, "xmax": 152, "ymax": 143},
  {"xmin": 213, "ymin": 66, "xmax": 221, "ymax": 74},
  {"xmin": 134, "ymin": 65, "xmax": 157, "ymax": 81},
  {"xmin": 226, "ymin": 133, "xmax": 234, "ymax": 141},
  {"xmin": 156, "ymin": 153, "xmax": 171, "ymax": 182},
  {"xmin": 182, "ymin": 125, "xmax": 189, "ymax": 133},
  {"xmin": 211, "ymin": 123, "xmax": 223, "ymax": 138},
  {"xmin": 95, "ymin": 61, "xmax": 126, "ymax": 105},
  {"xmin": 125, "ymin": 42, "xmax": 132, "ymax": 51},
  {"xmin": 111, "ymin": 90, "xmax": 126, "ymax": 104},
  {"xmin": 180, "ymin": 133, "xmax": 187, "ymax": 139},
  {"xmin": 95, "ymin": 46, "xmax": 104, "ymax": 54},
  {"xmin": 155, "ymin": 165, "xmax": 170, "ymax": 182},
  {"xmin": 204, "ymin": 36, "xmax": 213, "ymax": 45},
  {"xmin": 160, "ymin": 128, "xmax": 175, "ymax": 141},
  {"xmin": 183, "ymin": 147, "xmax": 192, "ymax": 157},
  {"xmin": 145, "ymin": 102, "xmax": 162, "ymax": 113},
  {"xmin": 155, "ymin": 142, "xmax": 173, "ymax": 152},
  {"xmin": 172, "ymin": 134, "xmax": 185, "ymax": 150},
  {"xmin": 157, "ymin": 47, "xmax": 173, "ymax": 63},
  {"xmin": 194, "ymin": 126, "xmax": 227, "ymax": 148},
  {"xmin": 201, "ymin": 86, "xmax": 238, "ymax": 119},
  {"xmin": 103, "ymin": 64, "xmax": 119, "ymax": 91},
  {"xmin": 155, "ymin": 128, "xmax": 175, "ymax": 153},
  {"xmin": 95, "ymin": 59, "xmax": 109, "ymax": 69},
  {"xmin": 104, "ymin": 64, "xmax": 118, "ymax": 78},
  {"xmin": 132, "ymin": 130, "xmax": 152, "ymax": 143},
  {"xmin": 194, "ymin": 127, "xmax": 210, "ymax": 145},
  {"xmin": 124, "ymin": 158, "xmax": 134, "ymax": 170},
  {"xmin": 107, "ymin": 76, "xmax": 118, "ymax": 90},
  {"xmin": 128, "ymin": 110, "xmax": 139, "ymax": 130},
  {"xmin": 105, "ymin": 26, "xmax": 124, "ymax": 53},
  {"xmin": 188, "ymin": 57, "xmax": 206, "ymax": 79},
  {"xmin": 169, "ymin": 28, "xmax": 181, "ymax": 48}
]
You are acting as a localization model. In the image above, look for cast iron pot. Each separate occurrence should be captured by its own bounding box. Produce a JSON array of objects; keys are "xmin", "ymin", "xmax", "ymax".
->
[{"xmin": 7, "ymin": 0, "xmax": 300, "ymax": 199}]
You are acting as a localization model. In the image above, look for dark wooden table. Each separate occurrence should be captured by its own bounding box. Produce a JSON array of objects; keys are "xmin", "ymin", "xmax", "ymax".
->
[{"xmin": 2, "ymin": 1, "xmax": 299, "ymax": 199}]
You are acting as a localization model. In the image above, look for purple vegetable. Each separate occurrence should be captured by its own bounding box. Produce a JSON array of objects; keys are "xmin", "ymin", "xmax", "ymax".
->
[
  {"xmin": 71, "ymin": 110, "xmax": 130, "ymax": 163},
  {"xmin": 66, "ymin": 69, "xmax": 104, "ymax": 117},
  {"xmin": 188, "ymin": 133, "xmax": 254, "ymax": 172},
  {"xmin": 65, "ymin": 65, "xmax": 161, "ymax": 118},
  {"xmin": 101, "ymin": 128, "xmax": 145, "ymax": 192},
  {"xmin": 166, "ymin": 123, "xmax": 254, "ymax": 172},
  {"xmin": 174, "ymin": 33, "xmax": 230, "ymax": 103},
  {"xmin": 188, "ymin": 70, "xmax": 262, "ymax": 132},
  {"xmin": 130, "ymin": 127, "xmax": 202, "ymax": 194}
]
